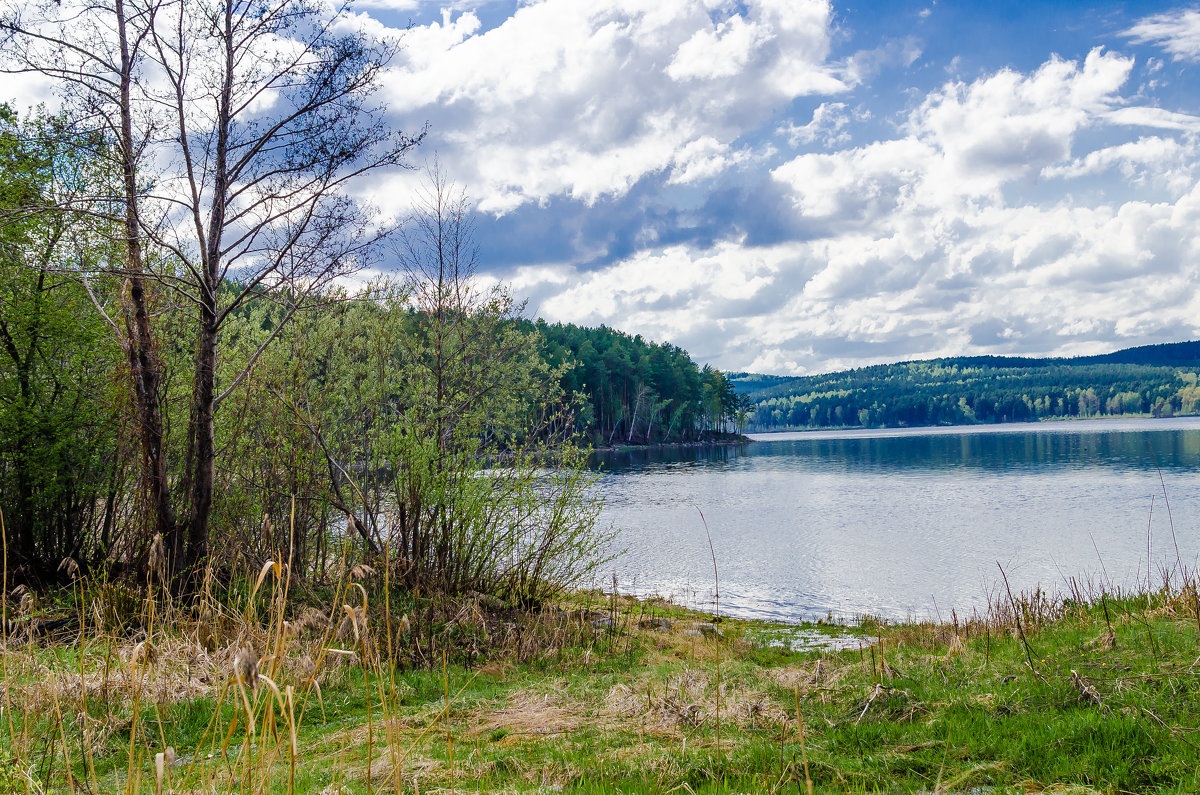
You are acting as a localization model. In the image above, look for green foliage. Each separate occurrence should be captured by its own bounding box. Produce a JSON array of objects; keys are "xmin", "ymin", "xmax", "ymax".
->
[
  {"xmin": 0, "ymin": 106, "xmax": 124, "ymax": 567},
  {"xmin": 380, "ymin": 175, "xmax": 609, "ymax": 603},
  {"xmin": 532, "ymin": 322, "xmax": 745, "ymax": 445},
  {"xmin": 206, "ymin": 174, "xmax": 611, "ymax": 603},
  {"xmin": 385, "ymin": 425, "xmax": 606, "ymax": 604},
  {"xmin": 0, "ymin": 107, "xmax": 696, "ymax": 598},
  {"xmin": 736, "ymin": 343, "xmax": 1200, "ymax": 431},
  {"xmin": 0, "ymin": 759, "xmax": 24, "ymax": 793}
]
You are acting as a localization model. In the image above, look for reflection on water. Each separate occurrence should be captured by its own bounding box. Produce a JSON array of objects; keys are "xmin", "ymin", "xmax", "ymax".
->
[
  {"xmin": 591, "ymin": 418, "xmax": 1200, "ymax": 623},
  {"xmin": 591, "ymin": 443, "xmax": 749, "ymax": 473},
  {"xmin": 594, "ymin": 419, "xmax": 1200, "ymax": 475}
]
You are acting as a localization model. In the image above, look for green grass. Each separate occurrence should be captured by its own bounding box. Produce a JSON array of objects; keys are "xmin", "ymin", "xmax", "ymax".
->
[{"xmin": 5, "ymin": 584, "xmax": 1200, "ymax": 793}]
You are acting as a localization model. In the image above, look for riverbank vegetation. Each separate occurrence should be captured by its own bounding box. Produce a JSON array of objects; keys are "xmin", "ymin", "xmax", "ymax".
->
[
  {"xmin": 0, "ymin": 94, "xmax": 601, "ymax": 601},
  {"xmin": 6, "ymin": 566, "xmax": 1200, "ymax": 792},
  {"xmin": 734, "ymin": 341, "xmax": 1200, "ymax": 431},
  {"xmin": 0, "ymin": 99, "xmax": 742, "ymax": 591}
]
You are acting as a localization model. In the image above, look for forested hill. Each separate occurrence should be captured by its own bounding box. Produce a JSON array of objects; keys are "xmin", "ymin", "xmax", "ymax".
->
[
  {"xmin": 528, "ymin": 321, "xmax": 745, "ymax": 446},
  {"xmin": 730, "ymin": 341, "xmax": 1200, "ymax": 431}
]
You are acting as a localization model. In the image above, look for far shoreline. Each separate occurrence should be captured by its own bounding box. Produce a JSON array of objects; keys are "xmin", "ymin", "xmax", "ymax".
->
[
  {"xmin": 586, "ymin": 414, "xmax": 1200, "ymax": 455},
  {"xmin": 745, "ymin": 413, "xmax": 1200, "ymax": 441}
]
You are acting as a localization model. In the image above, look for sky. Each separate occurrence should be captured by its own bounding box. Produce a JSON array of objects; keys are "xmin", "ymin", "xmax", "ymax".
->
[
  {"xmin": 350, "ymin": 0, "xmax": 1200, "ymax": 375},
  {"xmin": 10, "ymin": 0, "xmax": 1200, "ymax": 375}
]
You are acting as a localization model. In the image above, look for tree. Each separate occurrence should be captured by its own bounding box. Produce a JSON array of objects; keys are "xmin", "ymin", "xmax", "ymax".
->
[
  {"xmin": 0, "ymin": 106, "xmax": 124, "ymax": 571},
  {"xmin": 530, "ymin": 322, "xmax": 711, "ymax": 445},
  {"xmin": 1, "ymin": 0, "xmax": 422, "ymax": 584},
  {"xmin": 395, "ymin": 168, "xmax": 548, "ymax": 454},
  {"xmin": 216, "ymin": 279, "xmax": 413, "ymax": 573},
  {"xmin": 383, "ymin": 170, "xmax": 605, "ymax": 602},
  {"xmin": 699, "ymin": 365, "xmax": 737, "ymax": 433}
]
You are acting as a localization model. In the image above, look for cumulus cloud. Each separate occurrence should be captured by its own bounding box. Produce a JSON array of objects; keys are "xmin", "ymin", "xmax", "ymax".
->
[
  {"xmin": 771, "ymin": 138, "xmax": 930, "ymax": 223},
  {"xmin": 552, "ymin": 188, "xmax": 1200, "ymax": 374},
  {"xmin": 771, "ymin": 49, "xmax": 1136, "ymax": 227},
  {"xmin": 667, "ymin": 14, "xmax": 770, "ymax": 81},
  {"xmin": 777, "ymin": 102, "xmax": 856, "ymax": 148},
  {"xmin": 382, "ymin": 0, "xmax": 846, "ymax": 214},
  {"xmin": 908, "ymin": 49, "xmax": 1133, "ymax": 196},
  {"xmin": 364, "ymin": 3, "xmax": 1200, "ymax": 375},
  {"xmin": 1041, "ymin": 137, "xmax": 1195, "ymax": 186},
  {"xmin": 1124, "ymin": 8, "xmax": 1200, "ymax": 62},
  {"xmin": 531, "ymin": 239, "xmax": 797, "ymax": 361},
  {"xmin": 667, "ymin": 136, "xmax": 752, "ymax": 185},
  {"xmin": 514, "ymin": 45, "xmax": 1200, "ymax": 374}
]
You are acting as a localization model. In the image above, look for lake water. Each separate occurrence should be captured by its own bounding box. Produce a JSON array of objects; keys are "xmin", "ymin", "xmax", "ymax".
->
[{"xmin": 592, "ymin": 417, "xmax": 1200, "ymax": 623}]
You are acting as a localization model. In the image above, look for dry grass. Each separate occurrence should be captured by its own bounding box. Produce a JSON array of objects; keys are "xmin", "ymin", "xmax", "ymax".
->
[
  {"xmin": 0, "ymin": 498, "xmax": 851, "ymax": 795},
  {"xmin": 767, "ymin": 657, "xmax": 853, "ymax": 695},
  {"xmin": 603, "ymin": 667, "xmax": 788, "ymax": 735},
  {"xmin": 10, "ymin": 562, "xmax": 1200, "ymax": 793},
  {"xmin": 475, "ymin": 688, "xmax": 583, "ymax": 738}
]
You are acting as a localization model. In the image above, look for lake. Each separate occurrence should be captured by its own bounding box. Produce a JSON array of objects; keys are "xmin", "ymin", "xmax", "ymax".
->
[{"xmin": 592, "ymin": 417, "xmax": 1200, "ymax": 623}]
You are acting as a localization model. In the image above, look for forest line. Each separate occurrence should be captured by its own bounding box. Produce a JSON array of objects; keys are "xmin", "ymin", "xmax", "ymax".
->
[{"xmin": 733, "ymin": 341, "xmax": 1200, "ymax": 431}]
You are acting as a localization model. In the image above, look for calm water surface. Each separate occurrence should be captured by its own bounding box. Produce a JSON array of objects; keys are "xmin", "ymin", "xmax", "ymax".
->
[{"xmin": 592, "ymin": 417, "xmax": 1200, "ymax": 623}]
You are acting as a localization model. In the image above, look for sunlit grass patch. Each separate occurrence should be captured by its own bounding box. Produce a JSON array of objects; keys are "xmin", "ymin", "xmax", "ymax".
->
[{"xmin": 8, "ymin": 570, "xmax": 1200, "ymax": 793}]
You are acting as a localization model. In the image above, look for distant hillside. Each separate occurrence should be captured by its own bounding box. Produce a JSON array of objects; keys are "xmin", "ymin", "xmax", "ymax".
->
[
  {"xmin": 1065, "ymin": 340, "xmax": 1200, "ymax": 367},
  {"xmin": 733, "ymin": 341, "xmax": 1200, "ymax": 431}
]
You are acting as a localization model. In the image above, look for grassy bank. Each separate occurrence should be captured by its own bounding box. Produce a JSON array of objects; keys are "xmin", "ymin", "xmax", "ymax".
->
[{"xmin": 4, "ymin": 576, "xmax": 1200, "ymax": 793}]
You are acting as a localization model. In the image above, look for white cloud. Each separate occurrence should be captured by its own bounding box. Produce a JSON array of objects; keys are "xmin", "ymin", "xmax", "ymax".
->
[
  {"xmin": 532, "ymin": 239, "xmax": 790, "ymax": 358},
  {"xmin": 777, "ymin": 101, "xmax": 853, "ymax": 148},
  {"xmin": 909, "ymin": 49, "xmax": 1133, "ymax": 196},
  {"xmin": 510, "ymin": 47, "xmax": 1200, "ymax": 373},
  {"xmin": 667, "ymin": 15, "xmax": 770, "ymax": 81},
  {"xmin": 772, "ymin": 138, "xmax": 931, "ymax": 221},
  {"xmin": 0, "ymin": 72, "xmax": 59, "ymax": 112},
  {"xmin": 770, "ymin": 49, "xmax": 1136, "ymax": 217},
  {"xmin": 383, "ymin": 0, "xmax": 845, "ymax": 214},
  {"xmin": 514, "ymin": 177, "xmax": 1200, "ymax": 373},
  {"xmin": 1041, "ymin": 137, "xmax": 1194, "ymax": 185},
  {"xmin": 668, "ymin": 136, "xmax": 750, "ymax": 185},
  {"xmin": 1102, "ymin": 106, "xmax": 1200, "ymax": 132},
  {"xmin": 1124, "ymin": 8, "xmax": 1200, "ymax": 62}
]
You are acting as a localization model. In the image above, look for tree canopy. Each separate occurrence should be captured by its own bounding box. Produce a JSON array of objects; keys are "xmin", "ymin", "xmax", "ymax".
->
[
  {"xmin": 531, "ymin": 320, "xmax": 747, "ymax": 445},
  {"xmin": 733, "ymin": 343, "xmax": 1200, "ymax": 431}
]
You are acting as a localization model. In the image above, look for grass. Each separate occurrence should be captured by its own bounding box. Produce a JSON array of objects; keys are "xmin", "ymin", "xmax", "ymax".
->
[{"xmin": 5, "ymin": 571, "xmax": 1200, "ymax": 793}]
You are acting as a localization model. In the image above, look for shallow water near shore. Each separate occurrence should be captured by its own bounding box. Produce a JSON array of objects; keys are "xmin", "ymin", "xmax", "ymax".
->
[{"xmin": 592, "ymin": 417, "xmax": 1200, "ymax": 623}]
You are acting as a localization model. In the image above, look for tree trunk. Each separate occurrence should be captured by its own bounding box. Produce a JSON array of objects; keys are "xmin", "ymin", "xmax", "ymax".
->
[
  {"xmin": 183, "ymin": 313, "xmax": 217, "ymax": 582},
  {"xmin": 627, "ymin": 386, "xmax": 644, "ymax": 444},
  {"xmin": 0, "ymin": 301, "xmax": 37, "ymax": 562},
  {"xmin": 176, "ymin": 8, "xmax": 234, "ymax": 585},
  {"xmin": 116, "ymin": 0, "xmax": 177, "ymax": 564}
]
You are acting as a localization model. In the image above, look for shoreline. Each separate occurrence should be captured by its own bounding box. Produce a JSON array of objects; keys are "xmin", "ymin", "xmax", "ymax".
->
[{"xmin": 590, "ymin": 431, "xmax": 753, "ymax": 454}]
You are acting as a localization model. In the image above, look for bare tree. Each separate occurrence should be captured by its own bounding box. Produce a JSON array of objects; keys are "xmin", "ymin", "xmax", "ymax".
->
[
  {"xmin": 1, "ymin": 0, "xmax": 422, "ymax": 584},
  {"xmin": 383, "ymin": 168, "xmax": 603, "ymax": 600}
]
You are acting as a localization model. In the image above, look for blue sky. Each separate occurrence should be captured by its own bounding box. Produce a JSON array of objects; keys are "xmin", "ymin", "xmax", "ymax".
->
[
  {"xmin": 16, "ymin": 0, "xmax": 1200, "ymax": 374},
  {"xmin": 200, "ymin": 1, "xmax": 1200, "ymax": 374}
]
